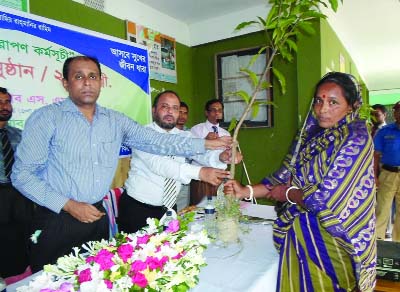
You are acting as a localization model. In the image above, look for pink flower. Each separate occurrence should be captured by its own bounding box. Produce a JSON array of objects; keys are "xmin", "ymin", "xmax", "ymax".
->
[
  {"xmin": 104, "ymin": 279, "xmax": 113, "ymax": 289},
  {"xmin": 78, "ymin": 268, "xmax": 92, "ymax": 284},
  {"xmin": 165, "ymin": 219, "xmax": 179, "ymax": 233},
  {"xmin": 59, "ymin": 282, "xmax": 74, "ymax": 292},
  {"xmin": 136, "ymin": 234, "xmax": 150, "ymax": 245},
  {"xmin": 172, "ymin": 252, "xmax": 183, "ymax": 260},
  {"xmin": 145, "ymin": 256, "xmax": 167, "ymax": 270},
  {"xmin": 93, "ymin": 249, "xmax": 115, "ymax": 271},
  {"xmin": 117, "ymin": 244, "xmax": 133, "ymax": 263},
  {"xmin": 85, "ymin": 256, "xmax": 95, "ymax": 264},
  {"xmin": 130, "ymin": 260, "xmax": 147, "ymax": 273},
  {"xmin": 132, "ymin": 272, "xmax": 148, "ymax": 288}
]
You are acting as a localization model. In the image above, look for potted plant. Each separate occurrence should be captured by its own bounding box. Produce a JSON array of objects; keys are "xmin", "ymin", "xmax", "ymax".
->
[{"xmin": 214, "ymin": 185, "xmax": 242, "ymax": 243}]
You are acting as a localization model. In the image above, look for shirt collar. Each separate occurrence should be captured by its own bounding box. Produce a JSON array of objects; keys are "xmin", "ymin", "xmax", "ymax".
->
[
  {"xmin": 151, "ymin": 122, "xmax": 180, "ymax": 134},
  {"xmin": 61, "ymin": 97, "xmax": 107, "ymax": 116},
  {"xmin": 205, "ymin": 120, "xmax": 219, "ymax": 130}
]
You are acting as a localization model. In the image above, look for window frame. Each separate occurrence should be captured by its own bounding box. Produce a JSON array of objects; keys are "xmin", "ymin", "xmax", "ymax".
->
[{"xmin": 215, "ymin": 46, "xmax": 273, "ymax": 128}]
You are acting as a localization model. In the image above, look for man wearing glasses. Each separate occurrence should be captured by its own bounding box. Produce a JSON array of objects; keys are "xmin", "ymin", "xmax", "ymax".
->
[
  {"xmin": 374, "ymin": 101, "xmax": 400, "ymax": 241},
  {"xmin": 190, "ymin": 99, "xmax": 231, "ymax": 205}
]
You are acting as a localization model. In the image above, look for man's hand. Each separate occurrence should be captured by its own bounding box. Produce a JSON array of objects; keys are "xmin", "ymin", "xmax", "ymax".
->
[
  {"xmin": 199, "ymin": 167, "xmax": 230, "ymax": 186},
  {"xmin": 205, "ymin": 132, "xmax": 219, "ymax": 140},
  {"xmin": 204, "ymin": 136, "xmax": 232, "ymax": 150},
  {"xmin": 219, "ymin": 149, "xmax": 243, "ymax": 164},
  {"xmin": 63, "ymin": 200, "xmax": 105, "ymax": 223}
]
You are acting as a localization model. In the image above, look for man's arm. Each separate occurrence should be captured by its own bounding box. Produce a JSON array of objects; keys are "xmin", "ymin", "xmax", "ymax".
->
[
  {"xmin": 11, "ymin": 108, "xmax": 69, "ymax": 213},
  {"xmin": 121, "ymin": 116, "xmax": 231, "ymax": 156},
  {"xmin": 374, "ymin": 150, "xmax": 382, "ymax": 187},
  {"xmin": 133, "ymin": 149, "xmax": 230, "ymax": 185}
]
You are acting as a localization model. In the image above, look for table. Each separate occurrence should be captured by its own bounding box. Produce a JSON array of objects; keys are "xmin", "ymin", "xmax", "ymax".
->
[{"xmin": 8, "ymin": 204, "xmax": 279, "ymax": 292}]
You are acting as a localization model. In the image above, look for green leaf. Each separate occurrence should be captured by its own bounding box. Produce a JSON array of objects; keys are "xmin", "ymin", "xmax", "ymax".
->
[
  {"xmin": 240, "ymin": 68, "xmax": 259, "ymax": 88},
  {"xmin": 257, "ymin": 16, "xmax": 266, "ymax": 27},
  {"xmin": 236, "ymin": 90, "xmax": 251, "ymax": 104},
  {"xmin": 234, "ymin": 20, "xmax": 259, "ymax": 31},
  {"xmin": 297, "ymin": 22, "xmax": 316, "ymax": 35},
  {"xmin": 329, "ymin": 0, "xmax": 339, "ymax": 12},
  {"xmin": 228, "ymin": 118, "xmax": 238, "ymax": 132},
  {"xmin": 272, "ymin": 67, "xmax": 286, "ymax": 95},
  {"xmin": 251, "ymin": 103, "xmax": 260, "ymax": 118},
  {"xmin": 260, "ymin": 81, "xmax": 272, "ymax": 90},
  {"xmin": 285, "ymin": 38, "xmax": 298, "ymax": 52}
]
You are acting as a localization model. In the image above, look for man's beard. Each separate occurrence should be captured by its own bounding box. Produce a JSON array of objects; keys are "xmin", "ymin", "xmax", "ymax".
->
[
  {"xmin": 154, "ymin": 115, "xmax": 176, "ymax": 130},
  {"xmin": 0, "ymin": 111, "xmax": 11, "ymax": 121}
]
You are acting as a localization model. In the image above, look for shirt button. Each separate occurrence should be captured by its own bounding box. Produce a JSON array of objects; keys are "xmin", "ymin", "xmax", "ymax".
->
[
  {"xmin": 93, "ymin": 143, "xmax": 96, "ymax": 147},
  {"xmin": 94, "ymin": 162, "xmax": 98, "ymax": 165}
]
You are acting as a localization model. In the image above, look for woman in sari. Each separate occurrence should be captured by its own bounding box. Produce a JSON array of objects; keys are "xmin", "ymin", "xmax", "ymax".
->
[{"xmin": 225, "ymin": 72, "xmax": 376, "ymax": 292}]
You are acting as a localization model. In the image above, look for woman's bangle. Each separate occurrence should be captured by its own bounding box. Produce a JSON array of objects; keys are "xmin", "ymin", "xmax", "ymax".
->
[
  {"xmin": 285, "ymin": 186, "xmax": 299, "ymax": 205},
  {"xmin": 244, "ymin": 185, "xmax": 254, "ymax": 201}
]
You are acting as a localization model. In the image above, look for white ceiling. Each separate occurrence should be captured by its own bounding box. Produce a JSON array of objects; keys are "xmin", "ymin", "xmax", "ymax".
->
[{"xmin": 135, "ymin": 0, "xmax": 400, "ymax": 94}]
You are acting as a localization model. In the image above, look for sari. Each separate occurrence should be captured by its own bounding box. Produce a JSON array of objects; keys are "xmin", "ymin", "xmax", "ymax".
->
[{"xmin": 262, "ymin": 110, "xmax": 376, "ymax": 292}]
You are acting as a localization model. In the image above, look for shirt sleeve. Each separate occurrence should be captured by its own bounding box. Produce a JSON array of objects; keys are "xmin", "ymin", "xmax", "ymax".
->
[
  {"xmin": 134, "ymin": 149, "xmax": 202, "ymax": 184},
  {"xmin": 119, "ymin": 114, "xmax": 206, "ymax": 157},
  {"xmin": 11, "ymin": 108, "xmax": 69, "ymax": 213}
]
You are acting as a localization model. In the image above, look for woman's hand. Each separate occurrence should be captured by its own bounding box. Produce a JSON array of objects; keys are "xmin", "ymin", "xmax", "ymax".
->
[
  {"xmin": 224, "ymin": 179, "xmax": 248, "ymax": 199},
  {"xmin": 269, "ymin": 184, "xmax": 288, "ymax": 202}
]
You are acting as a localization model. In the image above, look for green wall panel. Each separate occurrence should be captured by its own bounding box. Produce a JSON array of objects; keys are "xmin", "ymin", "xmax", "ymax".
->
[{"xmin": 192, "ymin": 32, "xmax": 299, "ymax": 183}]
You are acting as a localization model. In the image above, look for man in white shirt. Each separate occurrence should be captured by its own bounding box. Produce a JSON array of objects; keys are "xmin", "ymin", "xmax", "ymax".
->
[
  {"xmin": 118, "ymin": 91, "xmax": 236, "ymax": 233},
  {"xmin": 190, "ymin": 99, "xmax": 230, "ymax": 139},
  {"xmin": 190, "ymin": 99, "xmax": 231, "ymax": 204}
]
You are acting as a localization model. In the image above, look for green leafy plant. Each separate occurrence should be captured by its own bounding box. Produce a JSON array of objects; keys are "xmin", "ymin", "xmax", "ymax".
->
[{"xmin": 227, "ymin": 0, "xmax": 342, "ymax": 181}]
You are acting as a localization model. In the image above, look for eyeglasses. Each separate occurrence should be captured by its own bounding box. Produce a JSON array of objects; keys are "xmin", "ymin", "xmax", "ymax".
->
[
  {"xmin": 159, "ymin": 103, "xmax": 179, "ymax": 113},
  {"xmin": 208, "ymin": 108, "xmax": 223, "ymax": 113}
]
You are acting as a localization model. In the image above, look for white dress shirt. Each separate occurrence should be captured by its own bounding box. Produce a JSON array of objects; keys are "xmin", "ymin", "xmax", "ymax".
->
[
  {"xmin": 124, "ymin": 122, "xmax": 226, "ymax": 206},
  {"xmin": 190, "ymin": 120, "xmax": 230, "ymax": 138}
]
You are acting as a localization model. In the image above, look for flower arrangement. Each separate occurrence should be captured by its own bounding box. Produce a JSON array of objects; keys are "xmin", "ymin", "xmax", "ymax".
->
[{"xmin": 17, "ymin": 213, "xmax": 209, "ymax": 292}]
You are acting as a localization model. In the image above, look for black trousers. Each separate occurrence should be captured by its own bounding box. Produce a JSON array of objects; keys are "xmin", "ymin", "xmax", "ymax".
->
[
  {"xmin": 118, "ymin": 190, "xmax": 176, "ymax": 234},
  {"xmin": 29, "ymin": 202, "xmax": 108, "ymax": 273},
  {"xmin": 0, "ymin": 183, "xmax": 34, "ymax": 277}
]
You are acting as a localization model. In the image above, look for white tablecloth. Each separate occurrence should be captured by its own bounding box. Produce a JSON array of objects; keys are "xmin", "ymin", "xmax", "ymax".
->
[{"xmin": 8, "ymin": 205, "xmax": 279, "ymax": 292}]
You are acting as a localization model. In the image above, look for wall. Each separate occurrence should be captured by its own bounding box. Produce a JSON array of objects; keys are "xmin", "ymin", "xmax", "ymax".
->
[{"xmin": 191, "ymin": 32, "xmax": 299, "ymax": 182}]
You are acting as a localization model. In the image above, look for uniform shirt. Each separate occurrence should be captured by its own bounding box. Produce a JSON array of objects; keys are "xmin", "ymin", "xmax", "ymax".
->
[
  {"xmin": 0, "ymin": 125, "xmax": 21, "ymax": 184},
  {"xmin": 374, "ymin": 122, "xmax": 400, "ymax": 166},
  {"xmin": 190, "ymin": 120, "xmax": 230, "ymax": 138},
  {"xmin": 11, "ymin": 98, "xmax": 205, "ymax": 213},
  {"xmin": 125, "ymin": 122, "xmax": 226, "ymax": 206}
]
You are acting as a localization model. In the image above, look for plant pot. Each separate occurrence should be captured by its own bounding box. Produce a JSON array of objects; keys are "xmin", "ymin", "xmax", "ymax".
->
[{"xmin": 216, "ymin": 216, "xmax": 239, "ymax": 244}]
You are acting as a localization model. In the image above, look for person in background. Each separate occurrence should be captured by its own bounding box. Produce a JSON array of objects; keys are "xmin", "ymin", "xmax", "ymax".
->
[
  {"xmin": 0, "ymin": 87, "xmax": 34, "ymax": 278},
  {"xmin": 190, "ymin": 99, "xmax": 231, "ymax": 205},
  {"xmin": 118, "ymin": 91, "xmax": 240, "ymax": 233},
  {"xmin": 176, "ymin": 101, "xmax": 189, "ymax": 131},
  {"xmin": 371, "ymin": 103, "xmax": 393, "ymax": 239},
  {"xmin": 374, "ymin": 101, "xmax": 400, "ymax": 242},
  {"xmin": 225, "ymin": 72, "xmax": 376, "ymax": 291},
  {"xmin": 371, "ymin": 104, "xmax": 387, "ymax": 137},
  {"xmin": 11, "ymin": 56, "xmax": 231, "ymax": 272},
  {"xmin": 176, "ymin": 101, "xmax": 190, "ymax": 210}
]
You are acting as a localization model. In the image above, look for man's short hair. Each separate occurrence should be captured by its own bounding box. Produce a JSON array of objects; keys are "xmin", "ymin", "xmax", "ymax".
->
[
  {"xmin": 372, "ymin": 104, "xmax": 387, "ymax": 114},
  {"xmin": 152, "ymin": 90, "xmax": 181, "ymax": 108},
  {"xmin": 180, "ymin": 101, "xmax": 189, "ymax": 111},
  {"xmin": 62, "ymin": 56, "xmax": 102, "ymax": 80},
  {"xmin": 0, "ymin": 87, "xmax": 11, "ymax": 98},
  {"xmin": 205, "ymin": 99, "xmax": 223, "ymax": 111}
]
